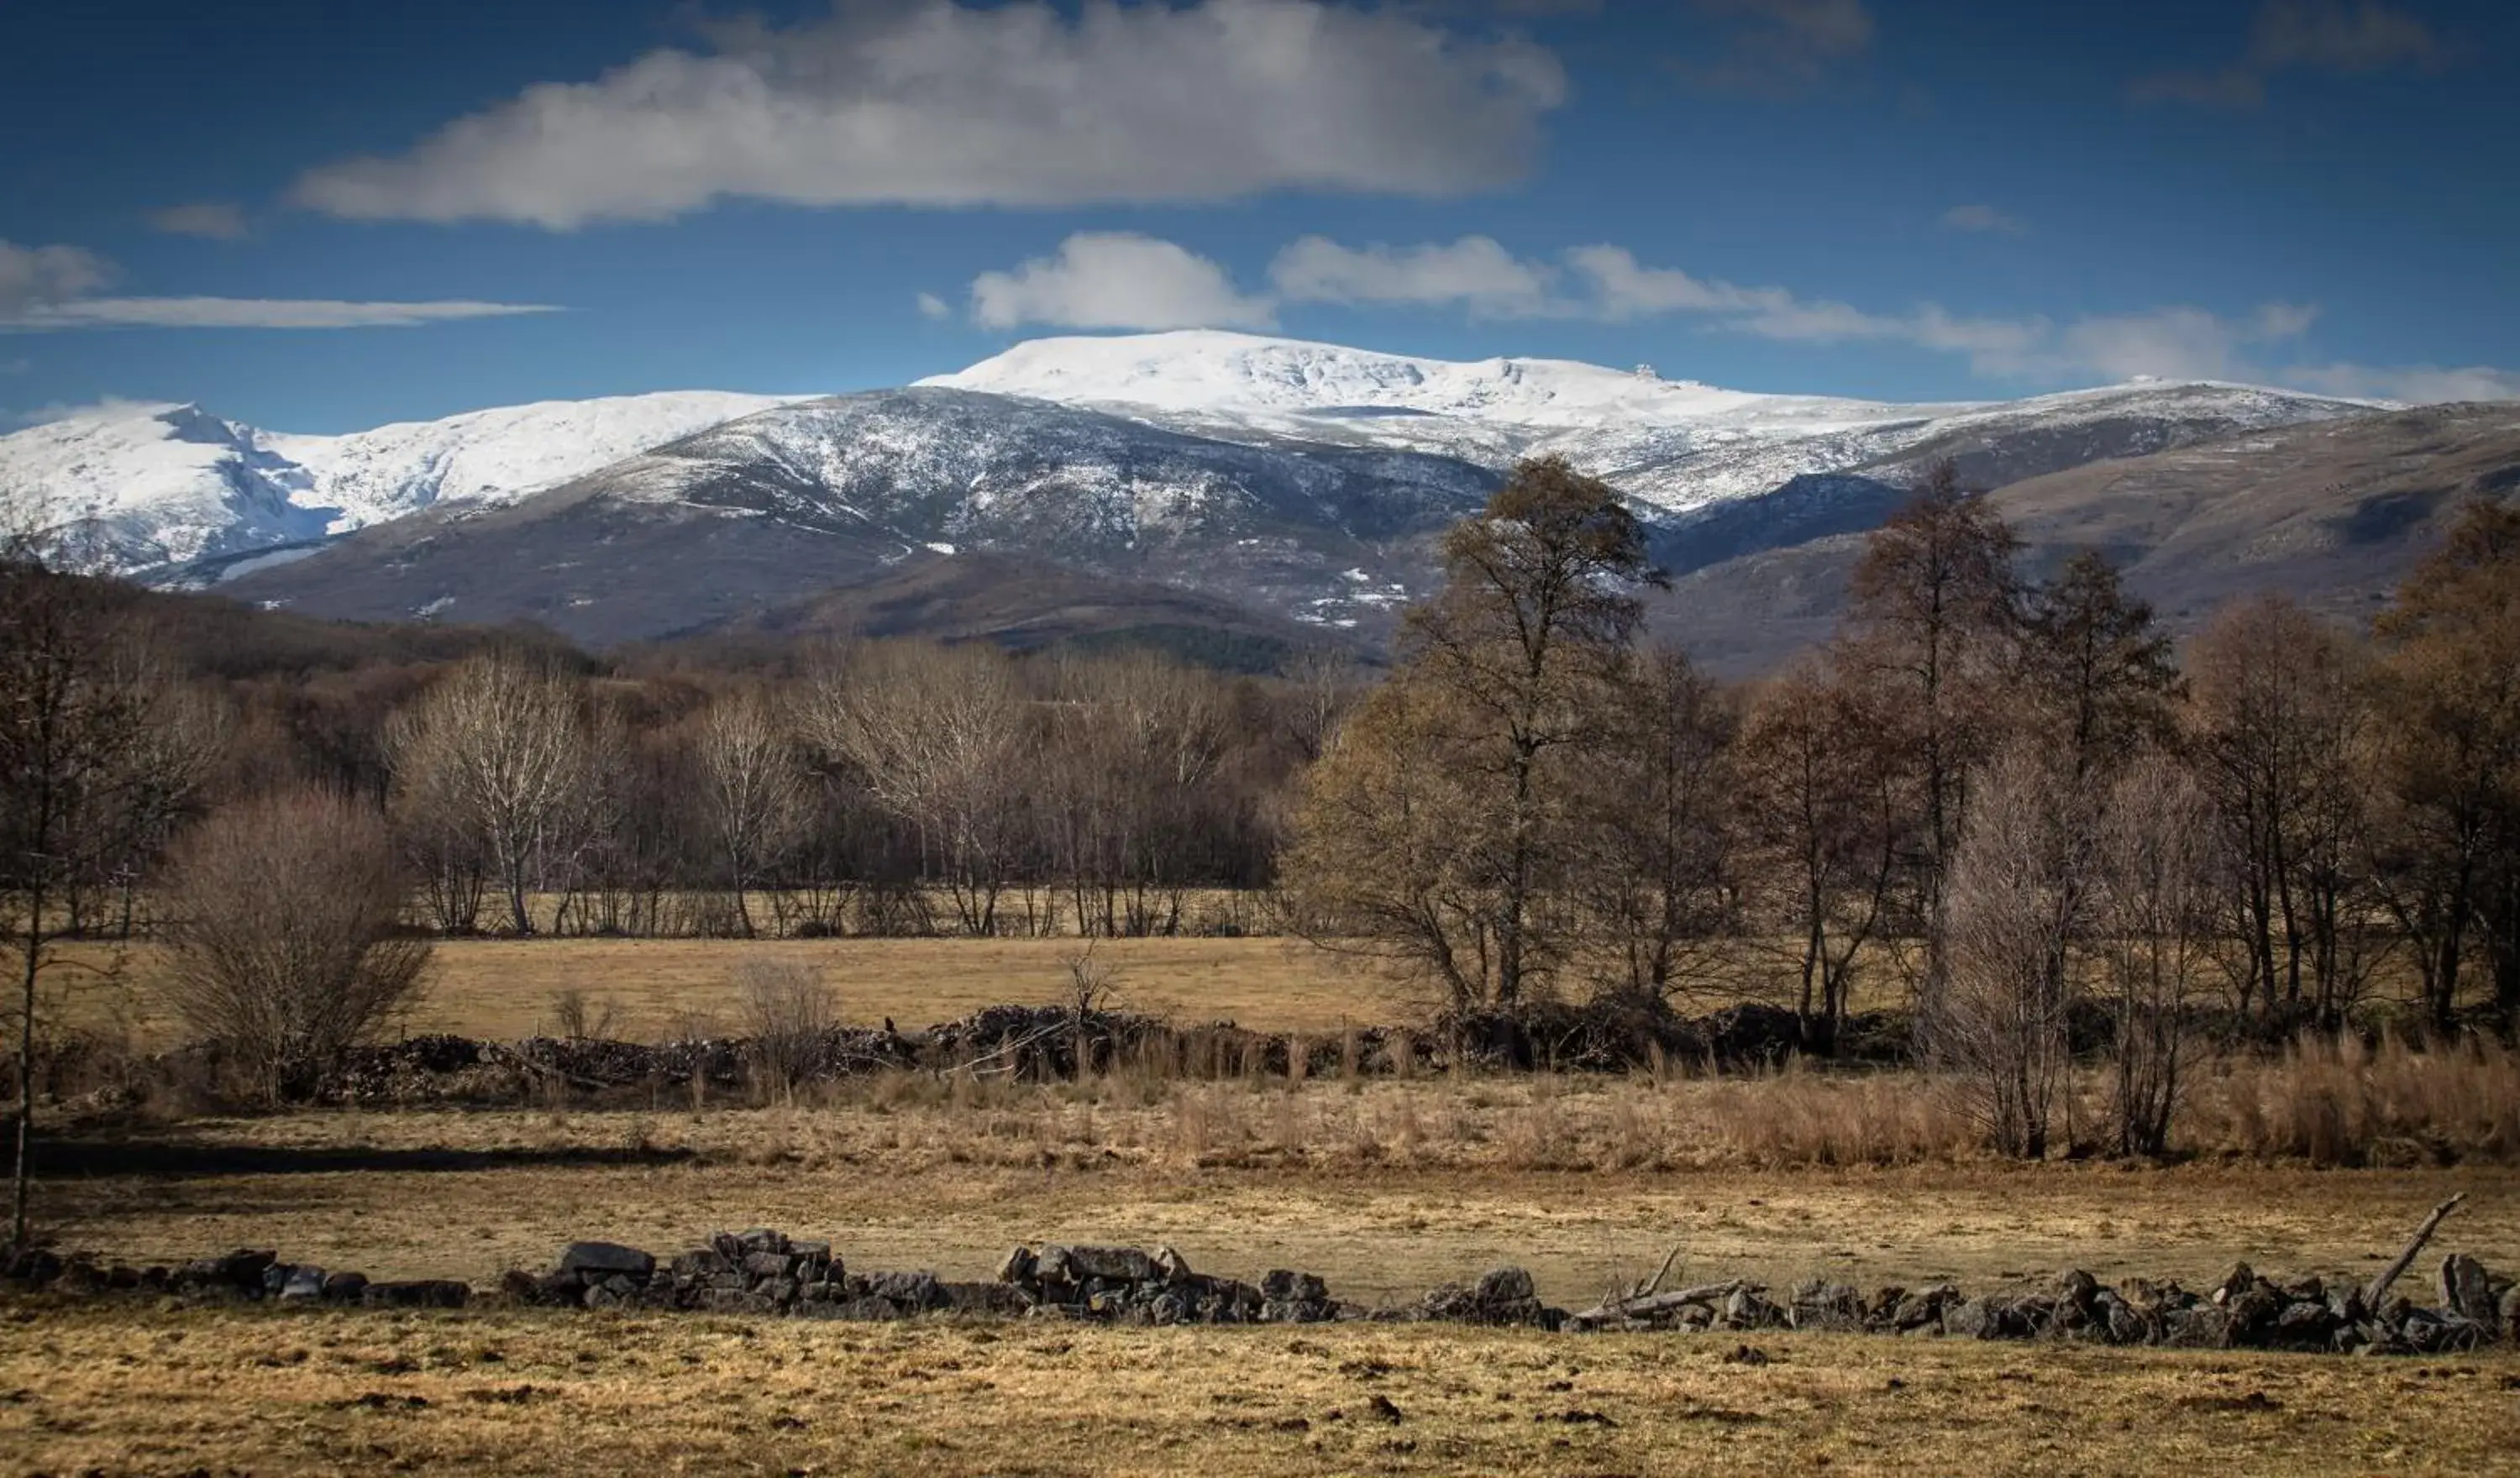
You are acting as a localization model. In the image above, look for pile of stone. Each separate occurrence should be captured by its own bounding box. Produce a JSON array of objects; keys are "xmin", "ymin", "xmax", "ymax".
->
[
  {"xmin": 1416, "ymin": 1266, "xmax": 1568, "ymax": 1329},
  {"xmin": 503, "ymin": 1234, "xmax": 1354, "ymax": 1325},
  {"xmin": 1563, "ymin": 1256, "xmax": 2515, "ymax": 1355},
  {"xmin": 925, "ymin": 1005, "xmax": 1173, "ymax": 1080},
  {"xmin": 11, "ymin": 1226, "xmax": 2510, "ymax": 1360},
  {"xmin": 505, "ymin": 1230, "xmax": 1020, "ymax": 1319},
  {"xmin": 0, "ymin": 1244, "xmax": 466, "ymax": 1308},
  {"xmin": 307, "ymin": 996, "xmax": 1956, "ymax": 1108},
  {"xmin": 994, "ymin": 1243, "xmax": 1352, "ymax": 1324}
]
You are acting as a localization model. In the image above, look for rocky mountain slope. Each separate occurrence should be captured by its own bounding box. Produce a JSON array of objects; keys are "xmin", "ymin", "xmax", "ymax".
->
[
  {"xmin": 8, "ymin": 331, "xmax": 2468, "ymax": 665},
  {"xmin": 924, "ymin": 331, "xmax": 2377, "ymax": 511},
  {"xmin": 217, "ymin": 389, "xmax": 1498, "ymax": 644},
  {"xmin": 1652, "ymin": 401, "xmax": 2520, "ymax": 673},
  {"xmin": 0, "ymin": 390, "xmax": 807, "ymax": 573}
]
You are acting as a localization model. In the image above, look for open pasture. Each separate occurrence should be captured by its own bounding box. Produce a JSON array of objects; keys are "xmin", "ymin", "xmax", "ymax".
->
[
  {"xmin": 46, "ymin": 934, "xmax": 1422, "ymax": 1046},
  {"xmin": 6, "ymin": 1304, "xmax": 2517, "ymax": 1476},
  {"xmin": 36, "ymin": 1084, "xmax": 2520, "ymax": 1308}
]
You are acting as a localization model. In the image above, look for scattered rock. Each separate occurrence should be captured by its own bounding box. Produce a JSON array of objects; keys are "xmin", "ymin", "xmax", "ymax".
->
[
  {"xmin": 559, "ymin": 1242, "xmax": 654, "ymax": 1279},
  {"xmin": 7, "ymin": 1233, "xmax": 2507, "ymax": 1360}
]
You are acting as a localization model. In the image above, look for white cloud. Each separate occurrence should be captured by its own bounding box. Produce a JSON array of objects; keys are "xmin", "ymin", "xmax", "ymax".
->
[
  {"xmin": 291, "ymin": 0, "xmax": 1567, "ymax": 229},
  {"xmin": 148, "ymin": 202, "xmax": 249, "ymax": 240},
  {"xmin": 4, "ymin": 396, "xmax": 168, "ymax": 430},
  {"xmin": 969, "ymin": 233, "xmax": 1275, "ymax": 331},
  {"xmin": 1938, "ymin": 203, "xmax": 2028, "ymax": 236},
  {"xmin": 1268, "ymin": 235, "xmax": 1557, "ymax": 316},
  {"xmin": 13, "ymin": 298, "xmax": 558, "ymax": 331},
  {"xmin": 2250, "ymin": 0, "xmax": 2442, "ymax": 71},
  {"xmin": 2286, "ymin": 363, "xmax": 2520, "ymax": 404},
  {"xmin": 955, "ymin": 230, "xmax": 2511, "ymax": 405},
  {"xmin": 1677, "ymin": 0, "xmax": 1875, "ymax": 93},
  {"xmin": 0, "ymin": 242, "xmax": 113, "ymax": 318},
  {"xmin": 916, "ymin": 291, "xmax": 953, "ymax": 321},
  {"xmin": 2133, "ymin": 1, "xmax": 2444, "ymax": 107},
  {"xmin": 0, "ymin": 238, "xmax": 555, "ymax": 332},
  {"xmin": 1562, "ymin": 245, "xmax": 2336, "ymax": 385},
  {"xmin": 2053, "ymin": 307, "xmax": 2273, "ymax": 381}
]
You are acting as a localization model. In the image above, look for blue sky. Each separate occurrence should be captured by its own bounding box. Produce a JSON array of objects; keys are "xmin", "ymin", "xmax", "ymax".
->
[{"xmin": 3, "ymin": 0, "xmax": 2513, "ymax": 432}]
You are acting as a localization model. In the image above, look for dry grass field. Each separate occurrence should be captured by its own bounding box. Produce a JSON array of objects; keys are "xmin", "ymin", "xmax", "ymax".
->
[
  {"xmin": 21, "ymin": 930, "xmax": 2519, "ymax": 1473},
  {"xmin": 6, "ymin": 1302, "xmax": 2515, "ymax": 1476},
  {"xmin": 36, "ymin": 1082, "xmax": 2520, "ymax": 1307},
  {"xmin": 20, "ymin": 1065, "xmax": 2520, "ymax": 1472},
  {"xmin": 47, "ymin": 935, "xmax": 1420, "ymax": 1046}
]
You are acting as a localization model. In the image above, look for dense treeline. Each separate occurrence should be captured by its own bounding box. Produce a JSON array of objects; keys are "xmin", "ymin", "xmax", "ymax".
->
[
  {"xmin": 0, "ymin": 555, "xmax": 1345, "ymax": 943},
  {"xmin": 1274, "ymin": 458, "xmax": 2519, "ymax": 1156},
  {"xmin": 1289, "ymin": 460, "xmax": 2520, "ymax": 1040},
  {"xmin": 4, "ymin": 460, "xmax": 2517, "ymax": 1058}
]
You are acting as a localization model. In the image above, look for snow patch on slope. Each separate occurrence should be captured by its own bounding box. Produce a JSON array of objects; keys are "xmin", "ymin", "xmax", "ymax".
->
[
  {"xmin": 924, "ymin": 330, "xmax": 2380, "ymax": 514},
  {"xmin": 268, "ymin": 390, "xmax": 813, "ymax": 532},
  {"xmin": 0, "ymin": 390, "xmax": 816, "ymax": 573}
]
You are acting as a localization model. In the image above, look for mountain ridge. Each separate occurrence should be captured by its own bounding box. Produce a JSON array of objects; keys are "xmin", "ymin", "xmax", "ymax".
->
[
  {"xmin": 5, "ymin": 330, "xmax": 2489, "ymax": 670},
  {"xmin": 0, "ymin": 389, "xmax": 813, "ymax": 573}
]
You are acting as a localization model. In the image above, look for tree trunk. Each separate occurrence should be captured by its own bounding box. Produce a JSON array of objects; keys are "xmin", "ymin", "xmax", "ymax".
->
[{"xmin": 13, "ymin": 876, "xmax": 42, "ymax": 1247}]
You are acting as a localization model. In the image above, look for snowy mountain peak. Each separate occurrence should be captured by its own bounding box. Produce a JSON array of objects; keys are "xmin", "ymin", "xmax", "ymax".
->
[
  {"xmin": 0, "ymin": 388, "xmax": 816, "ymax": 574},
  {"xmin": 921, "ymin": 332, "xmax": 2375, "ymax": 514},
  {"xmin": 3, "ymin": 333, "xmax": 2387, "ymax": 585},
  {"xmin": 921, "ymin": 329, "xmax": 1888, "ymax": 428}
]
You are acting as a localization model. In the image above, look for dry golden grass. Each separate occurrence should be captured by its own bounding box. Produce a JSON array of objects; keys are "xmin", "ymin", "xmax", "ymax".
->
[
  {"xmin": 37, "ymin": 1079, "xmax": 2520, "ymax": 1309},
  {"xmin": 23, "ymin": 1066, "xmax": 2520, "ymax": 1473},
  {"xmin": 3, "ymin": 1301, "xmax": 2514, "ymax": 1476},
  {"xmin": 45, "ymin": 936, "xmax": 1415, "ymax": 1045}
]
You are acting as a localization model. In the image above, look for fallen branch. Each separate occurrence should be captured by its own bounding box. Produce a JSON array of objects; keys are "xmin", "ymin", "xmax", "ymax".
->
[
  {"xmin": 1629, "ymin": 1244, "xmax": 1686, "ymax": 1302},
  {"xmin": 1570, "ymin": 1279, "xmax": 1743, "ymax": 1326},
  {"xmin": 2365, "ymin": 1193, "xmax": 2465, "ymax": 1311}
]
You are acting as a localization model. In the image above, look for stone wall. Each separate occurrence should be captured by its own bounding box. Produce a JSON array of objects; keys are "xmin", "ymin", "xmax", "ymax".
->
[{"xmin": 9, "ymin": 1232, "xmax": 2511, "ymax": 1356}]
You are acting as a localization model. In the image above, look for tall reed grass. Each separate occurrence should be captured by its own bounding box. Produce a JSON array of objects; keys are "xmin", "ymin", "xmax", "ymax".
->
[{"xmin": 591, "ymin": 1030, "xmax": 2520, "ymax": 1174}]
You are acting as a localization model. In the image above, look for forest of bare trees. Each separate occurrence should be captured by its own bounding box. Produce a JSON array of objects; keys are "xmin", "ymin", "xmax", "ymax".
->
[{"xmin": 3, "ymin": 460, "xmax": 2517, "ymax": 1153}]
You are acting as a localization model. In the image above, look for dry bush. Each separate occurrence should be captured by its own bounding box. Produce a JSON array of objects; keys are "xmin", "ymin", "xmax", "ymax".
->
[
  {"xmin": 2189, "ymin": 1032, "xmax": 2520, "ymax": 1166},
  {"xmin": 1936, "ymin": 746, "xmax": 2087, "ymax": 1158},
  {"xmin": 1696, "ymin": 1064, "xmax": 1979, "ymax": 1167},
  {"xmin": 2096, "ymin": 757, "xmax": 2220, "ymax": 1156},
  {"xmin": 546, "ymin": 987, "xmax": 619, "ymax": 1041},
  {"xmin": 159, "ymin": 789, "xmax": 430, "ymax": 1101},
  {"xmin": 736, "ymin": 957, "xmax": 836, "ymax": 1100}
]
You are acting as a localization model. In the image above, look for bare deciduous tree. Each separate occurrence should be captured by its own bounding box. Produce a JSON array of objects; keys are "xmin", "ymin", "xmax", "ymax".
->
[
  {"xmin": 1840, "ymin": 459, "xmax": 2022, "ymax": 1017},
  {"xmin": 1730, "ymin": 658, "xmax": 1910, "ymax": 1052},
  {"xmin": 697, "ymin": 689, "xmax": 806, "ymax": 937},
  {"xmin": 0, "ymin": 537, "xmax": 224, "ymax": 1241},
  {"xmin": 800, "ymin": 642, "xmax": 1032, "ymax": 936},
  {"xmin": 2372, "ymin": 501, "xmax": 2520, "ymax": 1033},
  {"xmin": 1285, "ymin": 460, "xmax": 1665, "ymax": 1014},
  {"xmin": 1280, "ymin": 646, "xmax": 1359, "ymax": 765},
  {"xmin": 160, "ymin": 789, "xmax": 431, "ymax": 1103},
  {"xmin": 1583, "ymin": 646, "xmax": 1736, "ymax": 1005},
  {"xmin": 2188, "ymin": 596, "xmax": 2388, "ymax": 1025},
  {"xmin": 1939, "ymin": 744, "xmax": 2092, "ymax": 1159},
  {"xmin": 2096, "ymin": 756, "xmax": 2220, "ymax": 1156},
  {"xmin": 1293, "ymin": 458, "xmax": 1663, "ymax": 1012},
  {"xmin": 386, "ymin": 655, "xmax": 596, "ymax": 935}
]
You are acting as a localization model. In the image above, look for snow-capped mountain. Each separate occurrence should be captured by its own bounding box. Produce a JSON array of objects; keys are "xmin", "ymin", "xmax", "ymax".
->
[
  {"xmin": 216, "ymin": 389, "xmax": 1499, "ymax": 641},
  {"xmin": 4, "ymin": 330, "xmax": 2420, "ymax": 661},
  {"xmin": 0, "ymin": 390, "xmax": 809, "ymax": 574},
  {"xmin": 922, "ymin": 330, "xmax": 2380, "ymax": 511}
]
